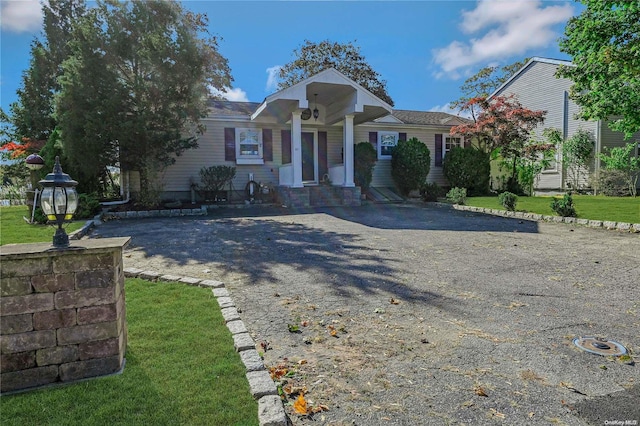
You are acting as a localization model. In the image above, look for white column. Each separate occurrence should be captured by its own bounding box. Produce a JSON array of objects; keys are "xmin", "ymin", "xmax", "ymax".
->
[
  {"xmin": 291, "ymin": 111, "xmax": 303, "ymax": 188},
  {"xmin": 343, "ymin": 114, "xmax": 355, "ymax": 187}
]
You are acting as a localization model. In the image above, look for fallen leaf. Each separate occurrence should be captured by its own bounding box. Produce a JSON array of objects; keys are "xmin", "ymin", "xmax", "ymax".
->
[
  {"xmin": 474, "ymin": 386, "xmax": 488, "ymax": 397},
  {"xmin": 298, "ymin": 359, "xmax": 307, "ymax": 365},
  {"xmin": 390, "ymin": 298, "xmax": 400, "ymax": 305},
  {"xmin": 310, "ymin": 404, "xmax": 329, "ymax": 413},
  {"xmin": 528, "ymin": 412, "xmax": 535, "ymax": 418},
  {"xmin": 301, "ymin": 320, "xmax": 309, "ymax": 327},
  {"xmin": 293, "ymin": 393, "xmax": 308, "ymax": 415},
  {"xmin": 489, "ymin": 408, "xmax": 505, "ymax": 419}
]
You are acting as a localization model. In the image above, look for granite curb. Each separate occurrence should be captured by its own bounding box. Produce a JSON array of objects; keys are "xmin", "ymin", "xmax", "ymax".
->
[
  {"xmin": 123, "ymin": 267, "xmax": 288, "ymax": 426},
  {"xmin": 449, "ymin": 204, "xmax": 640, "ymax": 233}
]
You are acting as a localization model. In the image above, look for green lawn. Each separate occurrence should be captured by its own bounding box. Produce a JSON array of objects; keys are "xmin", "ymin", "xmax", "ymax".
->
[
  {"xmin": 1, "ymin": 278, "xmax": 259, "ymax": 426},
  {"xmin": 1, "ymin": 205, "xmax": 258, "ymax": 424},
  {"xmin": 466, "ymin": 195, "xmax": 640, "ymax": 224},
  {"xmin": 0, "ymin": 205, "xmax": 86, "ymax": 246}
]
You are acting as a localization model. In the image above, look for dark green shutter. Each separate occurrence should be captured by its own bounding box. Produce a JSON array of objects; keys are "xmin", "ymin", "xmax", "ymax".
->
[
  {"xmin": 435, "ymin": 134, "xmax": 443, "ymax": 167},
  {"xmin": 224, "ymin": 128, "xmax": 235, "ymax": 161},
  {"xmin": 263, "ymin": 129, "xmax": 273, "ymax": 161},
  {"xmin": 399, "ymin": 132, "xmax": 407, "ymax": 142}
]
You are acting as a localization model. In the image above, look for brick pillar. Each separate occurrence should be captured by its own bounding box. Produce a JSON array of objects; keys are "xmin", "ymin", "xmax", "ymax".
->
[{"xmin": 1, "ymin": 237, "xmax": 130, "ymax": 393}]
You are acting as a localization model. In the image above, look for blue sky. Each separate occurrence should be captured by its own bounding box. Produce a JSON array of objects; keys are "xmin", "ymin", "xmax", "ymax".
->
[{"xmin": 1, "ymin": 0, "xmax": 580, "ymax": 116}]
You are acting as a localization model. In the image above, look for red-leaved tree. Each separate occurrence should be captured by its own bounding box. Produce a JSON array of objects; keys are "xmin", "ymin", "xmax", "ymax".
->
[{"xmin": 450, "ymin": 95, "xmax": 547, "ymax": 183}]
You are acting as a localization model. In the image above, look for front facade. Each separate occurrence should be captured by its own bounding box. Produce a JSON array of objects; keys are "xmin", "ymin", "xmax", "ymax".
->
[
  {"xmin": 156, "ymin": 68, "xmax": 469, "ymax": 206},
  {"xmin": 490, "ymin": 57, "xmax": 640, "ymax": 191}
]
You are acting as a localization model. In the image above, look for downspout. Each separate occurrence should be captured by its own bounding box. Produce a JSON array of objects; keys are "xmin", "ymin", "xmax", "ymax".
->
[
  {"xmin": 101, "ymin": 169, "xmax": 131, "ymax": 206},
  {"xmin": 594, "ymin": 120, "xmax": 601, "ymax": 195}
]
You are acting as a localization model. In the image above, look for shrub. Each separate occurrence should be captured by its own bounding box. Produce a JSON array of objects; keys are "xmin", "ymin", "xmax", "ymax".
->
[
  {"xmin": 442, "ymin": 147, "xmax": 490, "ymax": 195},
  {"xmin": 420, "ymin": 182, "xmax": 443, "ymax": 202},
  {"xmin": 391, "ymin": 137, "xmax": 431, "ymax": 196},
  {"xmin": 75, "ymin": 193, "xmax": 102, "ymax": 219},
  {"xmin": 550, "ymin": 193, "xmax": 576, "ymax": 217},
  {"xmin": 354, "ymin": 142, "xmax": 377, "ymax": 191},
  {"xmin": 498, "ymin": 191, "xmax": 518, "ymax": 211},
  {"xmin": 596, "ymin": 169, "xmax": 631, "ymax": 197},
  {"xmin": 446, "ymin": 187, "xmax": 467, "ymax": 205},
  {"xmin": 198, "ymin": 165, "xmax": 236, "ymax": 200}
]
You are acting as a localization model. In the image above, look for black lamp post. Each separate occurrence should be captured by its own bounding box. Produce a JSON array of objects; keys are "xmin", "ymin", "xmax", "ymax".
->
[
  {"xmin": 39, "ymin": 156, "xmax": 78, "ymax": 248},
  {"xmin": 25, "ymin": 154, "xmax": 45, "ymax": 213}
]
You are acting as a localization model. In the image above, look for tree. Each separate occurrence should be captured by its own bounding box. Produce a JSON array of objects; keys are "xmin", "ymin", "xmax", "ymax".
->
[
  {"xmin": 56, "ymin": 0, "xmax": 233, "ymax": 200},
  {"xmin": 10, "ymin": 0, "xmax": 87, "ymax": 143},
  {"xmin": 562, "ymin": 129, "xmax": 595, "ymax": 191},
  {"xmin": 278, "ymin": 40, "xmax": 394, "ymax": 106},
  {"xmin": 450, "ymin": 96, "xmax": 547, "ymax": 192},
  {"xmin": 451, "ymin": 58, "xmax": 529, "ymax": 119},
  {"xmin": 558, "ymin": 1, "xmax": 640, "ymax": 138}
]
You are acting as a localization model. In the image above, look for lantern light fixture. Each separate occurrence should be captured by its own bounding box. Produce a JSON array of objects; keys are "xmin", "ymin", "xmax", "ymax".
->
[
  {"xmin": 38, "ymin": 156, "xmax": 78, "ymax": 248},
  {"xmin": 25, "ymin": 153, "xmax": 45, "ymax": 170}
]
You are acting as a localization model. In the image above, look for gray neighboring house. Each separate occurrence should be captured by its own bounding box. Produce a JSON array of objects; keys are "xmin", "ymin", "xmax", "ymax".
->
[
  {"xmin": 490, "ymin": 56, "xmax": 640, "ymax": 191},
  {"xmin": 131, "ymin": 68, "xmax": 470, "ymax": 207}
]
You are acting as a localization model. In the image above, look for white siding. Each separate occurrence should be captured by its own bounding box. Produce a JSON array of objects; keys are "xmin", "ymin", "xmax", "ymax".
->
[
  {"xmin": 356, "ymin": 125, "xmax": 450, "ymax": 187},
  {"xmin": 161, "ymin": 120, "xmax": 456, "ymax": 196},
  {"xmin": 495, "ymin": 60, "xmax": 600, "ymax": 190}
]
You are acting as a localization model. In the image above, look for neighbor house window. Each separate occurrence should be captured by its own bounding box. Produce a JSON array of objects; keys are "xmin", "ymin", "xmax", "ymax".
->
[
  {"xmin": 443, "ymin": 136, "xmax": 462, "ymax": 160},
  {"xmin": 236, "ymin": 128, "xmax": 263, "ymax": 164},
  {"xmin": 378, "ymin": 131, "xmax": 399, "ymax": 159}
]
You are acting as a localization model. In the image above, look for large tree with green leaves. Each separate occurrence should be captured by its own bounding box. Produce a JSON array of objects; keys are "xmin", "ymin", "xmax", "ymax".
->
[
  {"xmin": 10, "ymin": 0, "xmax": 87, "ymax": 144},
  {"xmin": 278, "ymin": 40, "xmax": 394, "ymax": 106},
  {"xmin": 56, "ymin": 0, "xmax": 232, "ymax": 199},
  {"xmin": 558, "ymin": 0, "xmax": 640, "ymax": 138},
  {"xmin": 451, "ymin": 58, "xmax": 529, "ymax": 119}
]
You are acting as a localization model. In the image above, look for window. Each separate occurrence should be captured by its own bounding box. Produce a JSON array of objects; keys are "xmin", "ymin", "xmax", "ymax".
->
[
  {"xmin": 443, "ymin": 136, "xmax": 462, "ymax": 160},
  {"xmin": 236, "ymin": 128, "xmax": 263, "ymax": 165},
  {"xmin": 378, "ymin": 131, "xmax": 399, "ymax": 159}
]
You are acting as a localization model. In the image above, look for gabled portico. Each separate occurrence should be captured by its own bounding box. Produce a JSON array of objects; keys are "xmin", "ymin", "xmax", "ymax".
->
[{"xmin": 251, "ymin": 68, "xmax": 392, "ymax": 197}]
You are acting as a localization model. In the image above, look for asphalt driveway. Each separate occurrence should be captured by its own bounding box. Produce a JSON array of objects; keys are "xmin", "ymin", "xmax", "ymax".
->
[{"xmin": 91, "ymin": 202, "xmax": 639, "ymax": 425}]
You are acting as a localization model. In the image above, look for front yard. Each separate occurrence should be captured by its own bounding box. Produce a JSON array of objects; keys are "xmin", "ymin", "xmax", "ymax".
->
[{"xmin": 466, "ymin": 195, "xmax": 639, "ymax": 224}]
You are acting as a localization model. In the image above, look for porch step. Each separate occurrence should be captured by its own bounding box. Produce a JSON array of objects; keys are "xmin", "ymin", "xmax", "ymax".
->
[
  {"xmin": 366, "ymin": 187, "xmax": 404, "ymax": 203},
  {"xmin": 309, "ymin": 186, "xmax": 345, "ymax": 206}
]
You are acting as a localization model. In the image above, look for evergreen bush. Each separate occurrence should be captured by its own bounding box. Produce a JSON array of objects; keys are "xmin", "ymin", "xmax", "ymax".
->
[
  {"xmin": 446, "ymin": 187, "xmax": 467, "ymax": 205},
  {"xmin": 443, "ymin": 146, "xmax": 490, "ymax": 195},
  {"xmin": 391, "ymin": 138, "xmax": 431, "ymax": 196},
  {"xmin": 354, "ymin": 142, "xmax": 377, "ymax": 191},
  {"xmin": 550, "ymin": 193, "xmax": 577, "ymax": 217},
  {"xmin": 498, "ymin": 191, "xmax": 518, "ymax": 211}
]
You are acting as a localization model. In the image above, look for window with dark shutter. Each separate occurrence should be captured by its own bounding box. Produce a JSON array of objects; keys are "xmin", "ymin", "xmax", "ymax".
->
[
  {"xmin": 225, "ymin": 128, "xmax": 235, "ymax": 161},
  {"xmin": 263, "ymin": 129, "xmax": 273, "ymax": 162},
  {"xmin": 399, "ymin": 133, "xmax": 407, "ymax": 142},
  {"xmin": 435, "ymin": 134, "xmax": 443, "ymax": 167},
  {"xmin": 281, "ymin": 130, "xmax": 292, "ymax": 164}
]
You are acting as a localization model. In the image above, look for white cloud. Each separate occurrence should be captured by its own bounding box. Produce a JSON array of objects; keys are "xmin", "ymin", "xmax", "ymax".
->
[
  {"xmin": 210, "ymin": 86, "xmax": 249, "ymax": 102},
  {"xmin": 265, "ymin": 65, "xmax": 281, "ymax": 92},
  {"xmin": 433, "ymin": 0, "xmax": 574, "ymax": 77},
  {"xmin": 0, "ymin": 0, "xmax": 43, "ymax": 33}
]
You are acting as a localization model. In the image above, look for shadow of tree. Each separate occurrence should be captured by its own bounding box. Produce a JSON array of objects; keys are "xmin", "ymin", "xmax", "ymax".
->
[{"xmin": 95, "ymin": 204, "xmax": 511, "ymax": 311}]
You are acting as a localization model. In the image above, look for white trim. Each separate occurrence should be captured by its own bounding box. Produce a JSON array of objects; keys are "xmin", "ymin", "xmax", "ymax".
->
[
  {"xmin": 378, "ymin": 131, "xmax": 399, "ymax": 160},
  {"xmin": 235, "ymin": 128, "xmax": 263, "ymax": 164},
  {"xmin": 443, "ymin": 135, "xmax": 462, "ymax": 160}
]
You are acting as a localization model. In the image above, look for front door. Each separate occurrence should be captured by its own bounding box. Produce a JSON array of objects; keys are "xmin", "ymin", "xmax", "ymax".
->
[{"xmin": 301, "ymin": 131, "xmax": 317, "ymax": 183}]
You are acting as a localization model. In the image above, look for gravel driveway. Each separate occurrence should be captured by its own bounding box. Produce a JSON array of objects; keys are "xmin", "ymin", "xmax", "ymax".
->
[{"xmin": 91, "ymin": 203, "xmax": 639, "ymax": 425}]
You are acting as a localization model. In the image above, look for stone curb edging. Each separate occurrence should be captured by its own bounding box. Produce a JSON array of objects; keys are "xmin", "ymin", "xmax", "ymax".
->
[
  {"xmin": 123, "ymin": 267, "xmax": 289, "ymax": 426},
  {"xmin": 450, "ymin": 204, "xmax": 640, "ymax": 233}
]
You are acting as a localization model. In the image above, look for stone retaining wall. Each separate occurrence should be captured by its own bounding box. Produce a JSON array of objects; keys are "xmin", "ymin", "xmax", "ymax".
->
[{"xmin": 0, "ymin": 237, "xmax": 130, "ymax": 393}]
